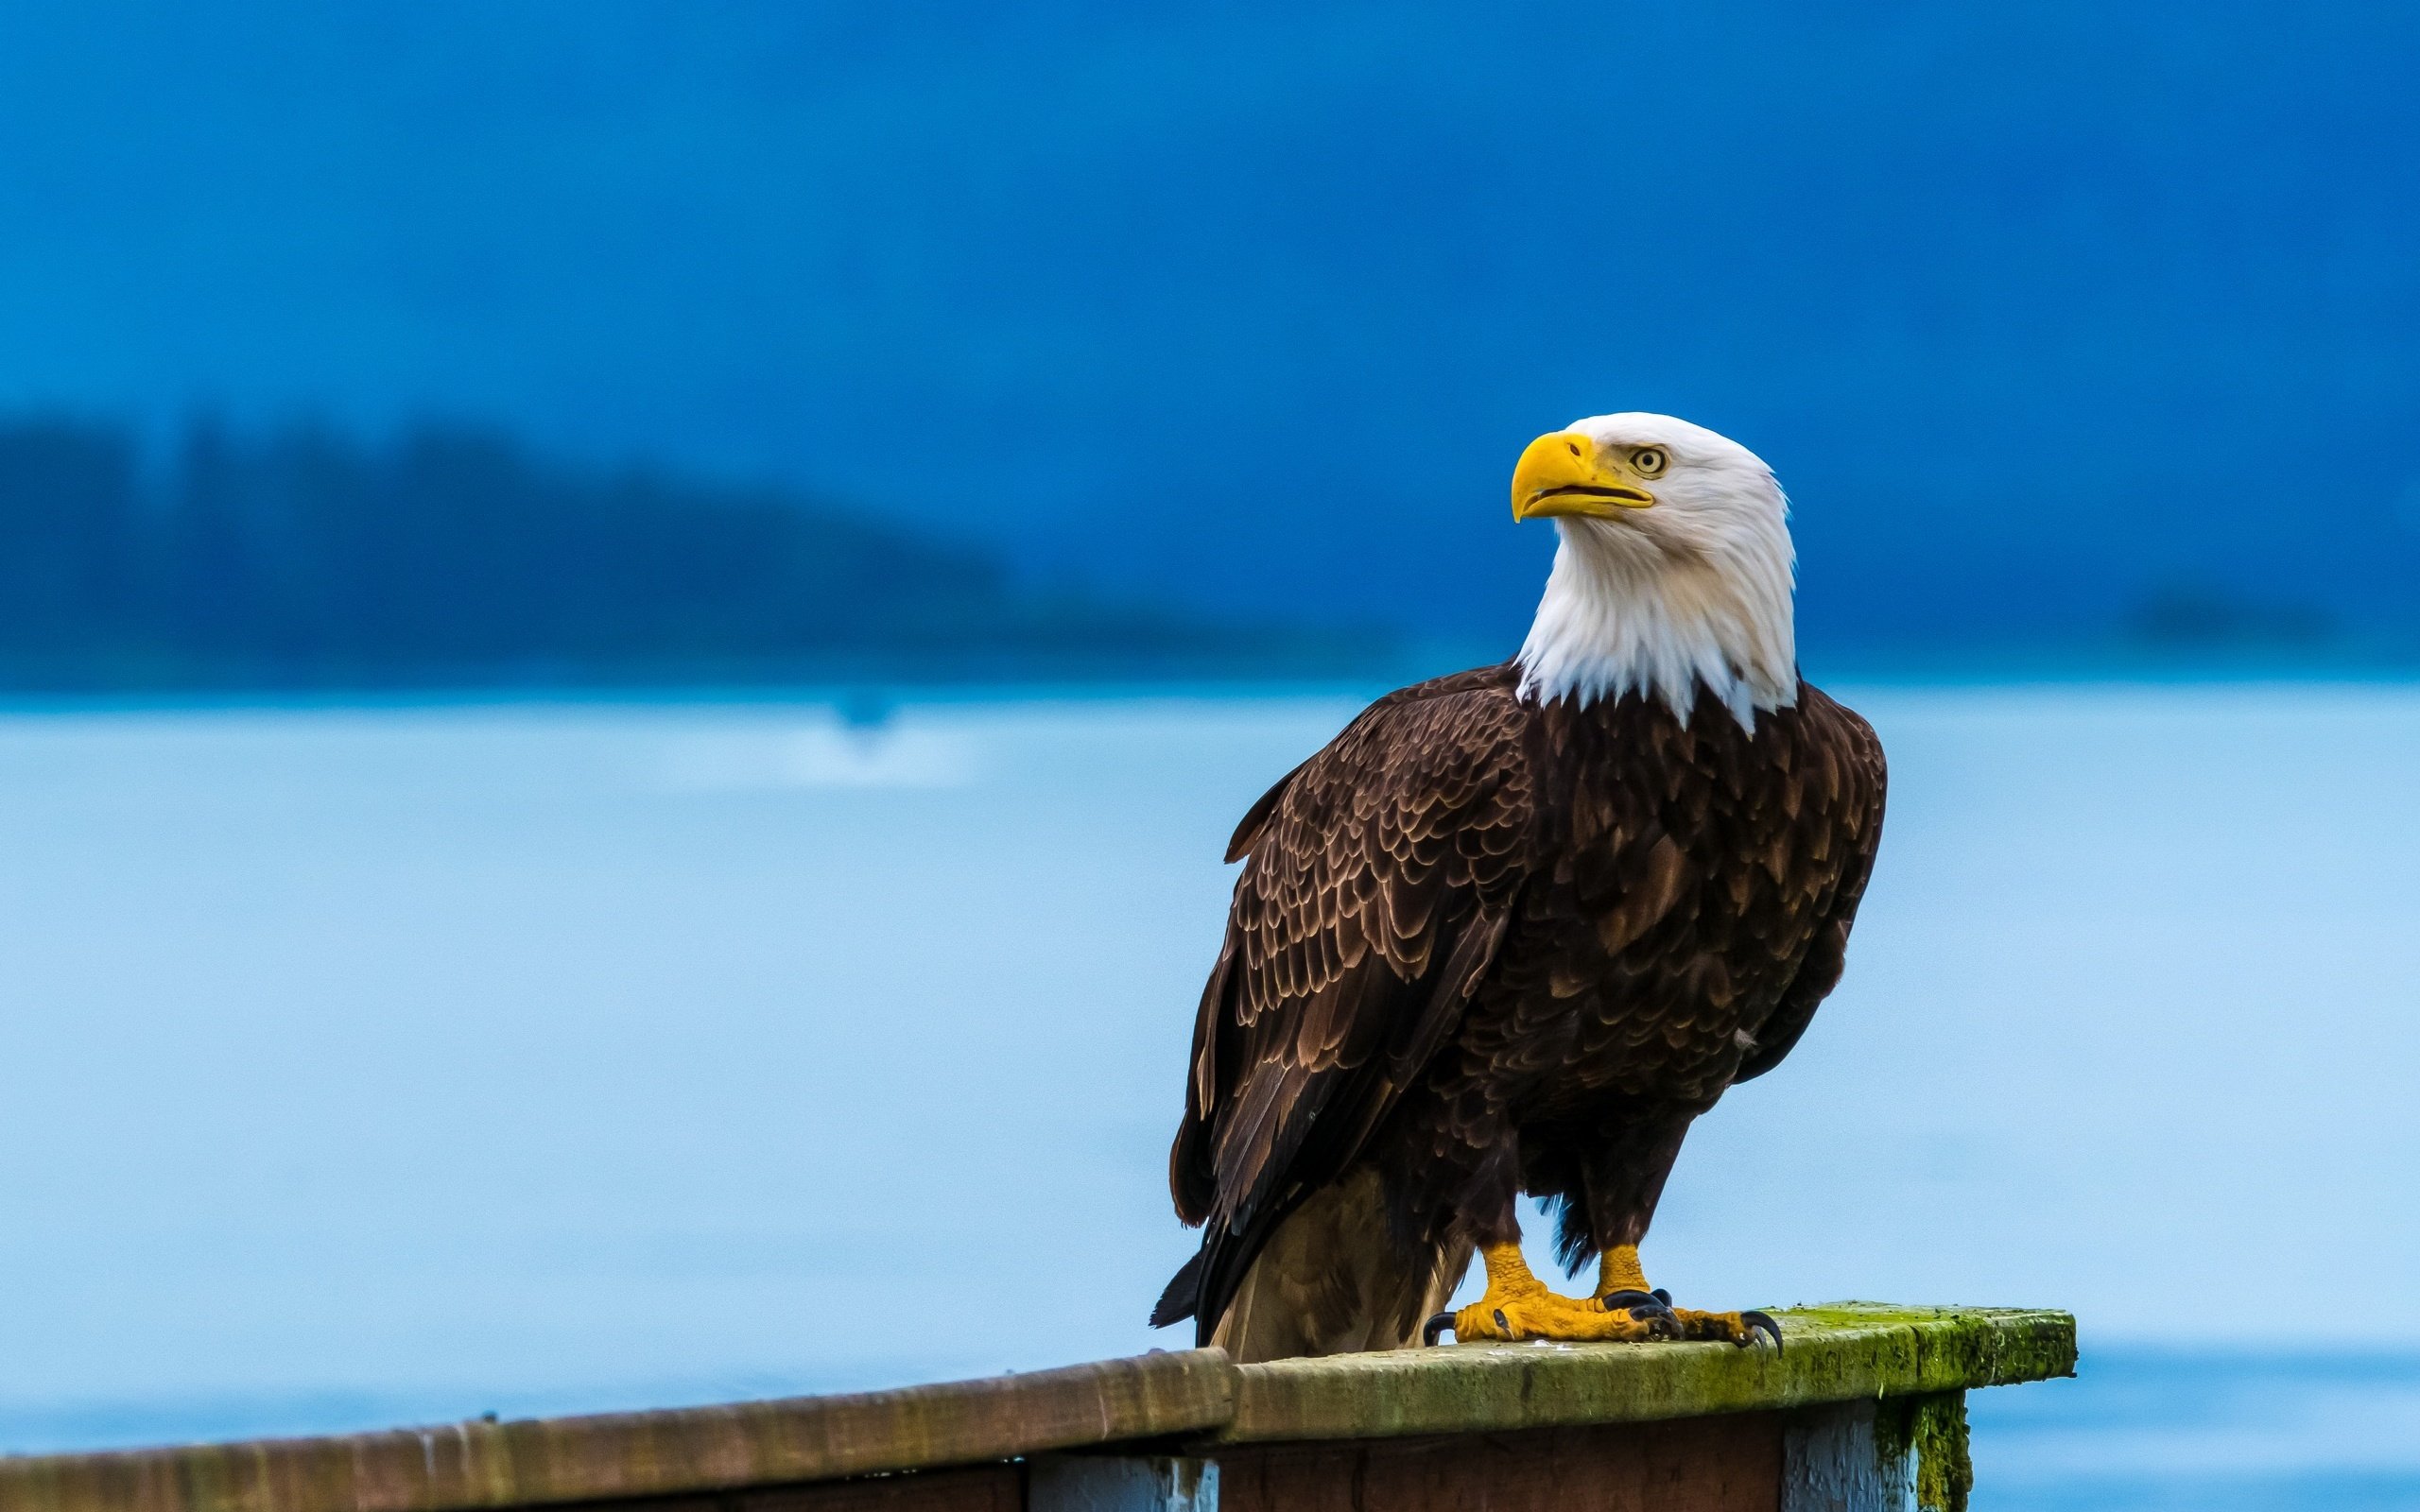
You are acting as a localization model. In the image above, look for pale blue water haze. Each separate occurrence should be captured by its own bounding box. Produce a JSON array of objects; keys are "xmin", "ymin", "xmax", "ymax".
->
[{"xmin": 0, "ymin": 683, "xmax": 2413, "ymax": 1507}]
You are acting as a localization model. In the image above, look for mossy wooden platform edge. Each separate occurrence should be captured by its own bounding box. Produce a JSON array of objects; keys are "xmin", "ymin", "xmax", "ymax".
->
[
  {"xmin": 0, "ymin": 1304, "xmax": 2071, "ymax": 1512},
  {"xmin": 0, "ymin": 1349, "xmax": 1233, "ymax": 1512},
  {"xmin": 1218, "ymin": 1302, "xmax": 2075, "ymax": 1443}
]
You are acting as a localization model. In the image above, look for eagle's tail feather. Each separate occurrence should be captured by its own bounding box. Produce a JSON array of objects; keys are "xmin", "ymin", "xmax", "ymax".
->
[
  {"xmin": 1198, "ymin": 1170, "xmax": 1472, "ymax": 1364},
  {"xmin": 1149, "ymin": 1247, "xmax": 1204, "ymax": 1330}
]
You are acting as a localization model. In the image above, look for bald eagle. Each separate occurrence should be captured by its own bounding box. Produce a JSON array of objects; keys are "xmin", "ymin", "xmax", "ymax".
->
[{"xmin": 1150, "ymin": 415, "xmax": 1885, "ymax": 1362}]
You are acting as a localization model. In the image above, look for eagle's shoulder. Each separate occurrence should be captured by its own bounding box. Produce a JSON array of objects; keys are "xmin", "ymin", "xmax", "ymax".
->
[
  {"xmin": 1224, "ymin": 662, "xmax": 1530, "ymax": 863},
  {"xmin": 1783, "ymin": 679, "xmax": 1888, "ymax": 820},
  {"xmin": 1790, "ymin": 679, "xmax": 1882, "ymax": 759}
]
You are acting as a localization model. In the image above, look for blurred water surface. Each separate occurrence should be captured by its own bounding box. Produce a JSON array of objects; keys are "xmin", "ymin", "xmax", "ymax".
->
[{"xmin": 0, "ymin": 682, "xmax": 2413, "ymax": 1506}]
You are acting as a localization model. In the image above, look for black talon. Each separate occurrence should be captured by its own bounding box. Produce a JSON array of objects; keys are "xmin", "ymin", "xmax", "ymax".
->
[
  {"xmin": 1651, "ymin": 1288, "xmax": 1671, "ymax": 1305},
  {"xmin": 1739, "ymin": 1310, "xmax": 1784, "ymax": 1352},
  {"xmin": 1493, "ymin": 1308, "xmax": 1511, "ymax": 1333},
  {"xmin": 1423, "ymin": 1312, "xmax": 1455, "ymax": 1346},
  {"xmin": 1600, "ymin": 1289, "xmax": 1680, "ymax": 1338}
]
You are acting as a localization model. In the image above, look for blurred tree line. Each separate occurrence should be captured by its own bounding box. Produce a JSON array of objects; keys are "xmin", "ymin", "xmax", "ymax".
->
[{"xmin": 0, "ymin": 417, "xmax": 1327, "ymax": 689}]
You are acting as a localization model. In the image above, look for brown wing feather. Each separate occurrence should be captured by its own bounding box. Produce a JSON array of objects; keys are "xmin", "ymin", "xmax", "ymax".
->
[
  {"xmin": 1736, "ymin": 683, "xmax": 1888, "ymax": 1081},
  {"xmin": 1161, "ymin": 666, "xmax": 1533, "ymax": 1338}
]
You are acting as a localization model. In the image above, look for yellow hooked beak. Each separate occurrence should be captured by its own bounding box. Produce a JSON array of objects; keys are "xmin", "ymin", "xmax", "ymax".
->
[{"xmin": 1511, "ymin": 431, "xmax": 1655, "ymax": 521}]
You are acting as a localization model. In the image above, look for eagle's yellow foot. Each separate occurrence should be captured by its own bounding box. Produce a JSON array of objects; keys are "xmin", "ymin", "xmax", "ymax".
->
[
  {"xmin": 1449, "ymin": 1289, "xmax": 1677, "ymax": 1343},
  {"xmin": 1591, "ymin": 1246, "xmax": 1783, "ymax": 1352},
  {"xmin": 1422, "ymin": 1243, "xmax": 1681, "ymax": 1345}
]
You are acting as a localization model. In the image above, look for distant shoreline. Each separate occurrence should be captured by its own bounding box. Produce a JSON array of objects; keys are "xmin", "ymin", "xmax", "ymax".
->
[{"xmin": 0, "ymin": 646, "xmax": 2414, "ymax": 716}]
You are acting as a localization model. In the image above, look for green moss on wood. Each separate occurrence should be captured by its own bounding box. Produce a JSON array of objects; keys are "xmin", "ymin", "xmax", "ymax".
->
[
  {"xmin": 1913, "ymin": 1394, "xmax": 1975, "ymax": 1512},
  {"xmin": 1875, "ymin": 1392, "xmax": 1974, "ymax": 1512},
  {"xmin": 0, "ymin": 1304, "xmax": 2071, "ymax": 1512},
  {"xmin": 1221, "ymin": 1303, "xmax": 2073, "ymax": 1444},
  {"xmin": 1781, "ymin": 1302, "xmax": 2077, "ymax": 1390}
]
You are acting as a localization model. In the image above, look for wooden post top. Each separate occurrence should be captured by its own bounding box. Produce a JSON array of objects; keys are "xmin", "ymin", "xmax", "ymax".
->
[
  {"xmin": 1219, "ymin": 1302, "xmax": 2074, "ymax": 1443},
  {"xmin": 0, "ymin": 1304, "xmax": 2073, "ymax": 1512}
]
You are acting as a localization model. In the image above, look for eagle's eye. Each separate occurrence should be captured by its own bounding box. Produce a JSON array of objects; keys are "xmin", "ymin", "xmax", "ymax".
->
[{"xmin": 1632, "ymin": 446, "xmax": 1669, "ymax": 478}]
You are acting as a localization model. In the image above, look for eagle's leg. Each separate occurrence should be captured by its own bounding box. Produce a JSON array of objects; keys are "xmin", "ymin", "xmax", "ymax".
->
[
  {"xmin": 1593, "ymin": 1242, "xmax": 1666, "ymax": 1314},
  {"xmin": 1442, "ymin": 1241, "xmax": 1676, "ymax": 1344},
  {"xmin": 1580, "ymin": 1118, "xmax": 1781, "ymax": 1349},
  {"xmin": 1430, "ymin": 1135, "xmax": 1670, "ymax": 1345},
  {"xmin": 1588, "ymin": 1245, "xmax": 1780, "ymax": 1349}
]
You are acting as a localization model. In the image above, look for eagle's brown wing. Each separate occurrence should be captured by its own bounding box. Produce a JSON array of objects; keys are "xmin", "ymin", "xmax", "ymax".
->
[
  {"xmin": 1155, "ymin": 666, "xmax": 1534, "ymax": 1340},
  {"xmin": 1735, "ymin": 683, "xmax": 1889, "ymax": 1082}
]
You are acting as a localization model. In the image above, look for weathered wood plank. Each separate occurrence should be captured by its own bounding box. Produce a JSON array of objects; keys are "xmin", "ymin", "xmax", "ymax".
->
[
  {"xmin": 1219, "ymin": 1304, "xmax": 2071, "ymax": 1443},
  {"xmin": 1028, "ymin": 1456, "xmax": 1216, "ymax": 1512},
  {"xmin": 1213, "ymin": 1418, "xmax": 1784, "ymax": 1512},
  {"xmin": 0, "ymin": 1354, "xmax": 1229, "ymax": 1512},
  {"xmin": 549, "ymin": 1466, "xmax": 1025, "ymax": 1512},
  {"xmin": 748, "ymin": 1470, "xmax": 1023, "ymax": 1512},
  {"xmin": 1782, "ymin": 1395, "xmax": 1971, "ymax": 1512},
  {"xmin": 0, "ymin": 1305, "xmax": 2069, "ymax": 1512}
]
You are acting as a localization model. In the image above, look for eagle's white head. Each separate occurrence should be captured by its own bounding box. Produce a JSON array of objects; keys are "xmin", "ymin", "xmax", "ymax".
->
[{"xmin": 1510, "ymin": 412, "xmax": 1796, "ymax": 729}]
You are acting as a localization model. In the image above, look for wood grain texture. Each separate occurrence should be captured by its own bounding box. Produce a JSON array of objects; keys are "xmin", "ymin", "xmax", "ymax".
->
[
  {"xmin": 1214, "ymin": 1417, "xmax": 1783, "ymax": 1512},
  {"xmin": 0, "ymin": 1354, "xmax": 1224, "ymax": 1512},
  {"xmin": 1027, "ymin": 1456, "xmax": 1217, "ymax": 1512},
  {"xmin": 719, "ymin": 1468, "xmax": 1021, "ymax": 1512},
  {"xmin": 550, "ymin": 1468, "xmax": 1022, "ymax": 1512},
  {"xmin": 1219, "ymin": 1305, "xmax": 2071, "ymax": 1443},
  {"xmin": 0, "ymin": 1306, "xmax": 2068, "ymax": 1512}
]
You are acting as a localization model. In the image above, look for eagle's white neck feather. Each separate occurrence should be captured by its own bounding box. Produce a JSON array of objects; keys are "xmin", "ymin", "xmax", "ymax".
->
[
  {"xmin": 1513, "ymin": 418, "xmax": 1798, "ymax": 728},
  {"xmin": 1516, "ymin": 521, "xmax": 1797, "ymax": 727}
]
